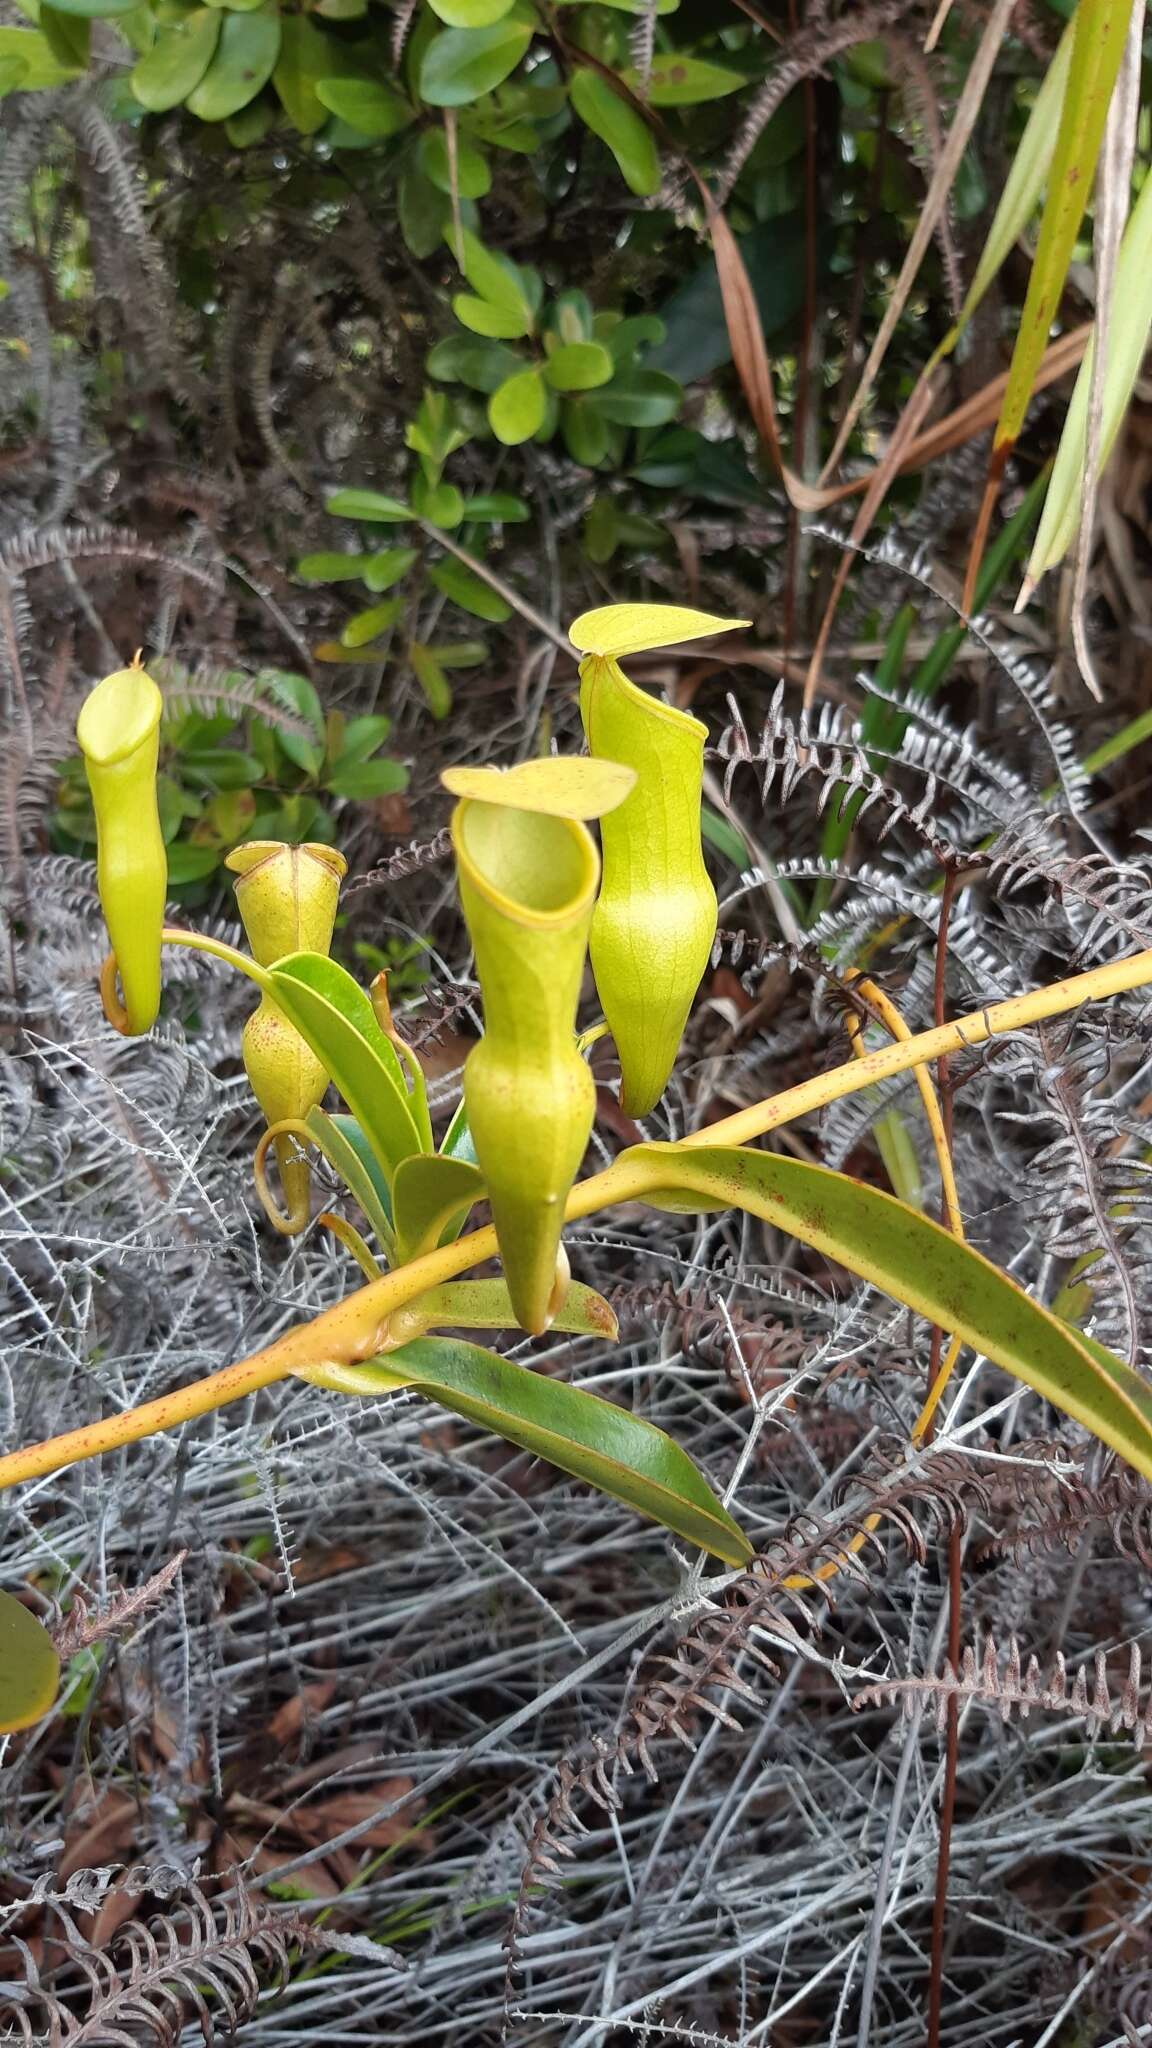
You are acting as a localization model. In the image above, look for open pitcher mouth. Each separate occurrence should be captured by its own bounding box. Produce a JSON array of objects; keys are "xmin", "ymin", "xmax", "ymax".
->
[
  {"xmin": 452, "ymin": 797, "xmax": 599, "ymax": 928},
  {"xmin": 76, "ymin": 663, "xmax": 163, "ymax": 768}
]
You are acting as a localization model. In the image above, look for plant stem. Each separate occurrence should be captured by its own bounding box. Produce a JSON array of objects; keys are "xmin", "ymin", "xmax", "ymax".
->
[{"xmin": 2, "ymin": 945, "xmax": 1151, "ymax": 1491}]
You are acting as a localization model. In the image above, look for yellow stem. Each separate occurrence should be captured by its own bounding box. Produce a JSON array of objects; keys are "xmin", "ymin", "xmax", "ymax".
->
[{"xmin": 3, "ymin": 945, "xmax": 1151, "ymax": 1492}]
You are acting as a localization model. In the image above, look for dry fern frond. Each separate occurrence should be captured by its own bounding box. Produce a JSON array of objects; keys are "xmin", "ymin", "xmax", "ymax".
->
[
  {"xmin": 854, "ymin": 1634, "xmax": 1152, "ymax": 1744},
  {"xmin": 5, "ymin": 1882, "xmax": 312, "ymax": 2047}
]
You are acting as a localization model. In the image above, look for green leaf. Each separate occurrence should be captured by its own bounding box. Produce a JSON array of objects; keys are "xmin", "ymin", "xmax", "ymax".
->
[
  {"xmin": 626, "ymin": 1145, "xmax": 1152, "ymax": 1483},
  {"xmin": 326, "ymin": 489, "xmax": 411, "ymax": 523},
  {"xmin": 327, "ymin": 757, "xmax": 409, "ymax": 800},
  {"xmin": 314, "ymin": 75, "xmax": 413, "ymax": 135},
  {"xmin": 427, "ymin": 334, "xmax": 522, "ymax": 392},
  {"xmin": 411, "ymin": 477, "xmax": 466, "ymax": 528},
  {"xmin": 620, "ymin": 55, "xmax": 744, "ymax": 105},
  {"xmin": 166, "ymin": 842, "xmax": 223, "ymax": 883},
  {"xmin": 431, "ymin": 638, "xmax": 488, "ymax": 668},
  {"xmin": 42, "ymin": 0, "xmax": 135, "ymax": 16},
  {"xmin": 419, "ymin": 126, "xmax": 491, "ymax": 195},
  {"xmin": 0, "ymin": 1590, "xmax": 60, "ymax": 1734},
  {"xmin": 447, "ymin": 225, "xmax": 535, "ymax": 325},
  {"xmin": 341, "ymin": 599, "xmax": 403, "ymax": 649},
  {"xmin": 130, "ymin": 9, "xmax": 218, "ymax": 111},
  {"xmin": 409, "ymin": 642, "xmax": 453, "ymax": 719},
  {"xmin": 0, "ymin": 24, "xmax": 81, "ymax": 85},
  {"xmin": 272, "ymin": 14, "xmax": 331, "ymax": 133},
  {"xmin": 362, "ymin": 546, "xmax": 418, "ymax": 592},
  {"xmin": 488, "ymin": 365, "xmax": 546, "ymax": 444},
  {"xmin": 398, "ymin": 165, "xmax": 452, "ymax": 254},
  {"xmin": 266, "ymin": 671, "xmax": 325, "ymax": 776},
  {"xmin": 462, "ymin": 493, "xmax": 529, "ymax": 522},
  {"xmin": 185, "ymin": 4, "xmax": 279, "ymax": 119},
  {"xmin": 397, "ymin": 1276, "xmax": 614, "ymax": 1337},
  {"xmin": 303, "ymin": 1106, "xmax": 395, "ymax": 1254},
  {"xmin": 648, "ymin": 214, "xmax": 806, "ymax": 384},
  {"xmin": 264, "ymin": 952, "xmax": 426, "ymax": 1182},
  {"xmin": 296, "ymin": 552, "xmax": 369, "ymax": 582},
  {"xmin": 453, "ymin": 292, "xmax": 531, "ymax": 340},
  {"xmin": 569, "ymin": 68, "xmax": 659, "ymax": 197},
  {"xmin": 605, "ymin": 312, "xmax": 665, "ymax": 362},
  {"xmin": 39, "ymin": 5, "xmax": 89, "ymax": 67},
  {"xmin": 420, "ymin": 16, "xmax": 532, "ymax": 107},
  {"xmin": 700, "ymin": 803, "xmax": 751, "ymax": 868},
  {"xmin": 304, "ymin": 1334, "xmax": 751, "ymax": 1563},
  {"xmin": 562, "ymin": 400, "xmax": 611, "ymax": 467},
  {"xmin": 334, "ymin": 713, "xmax": 392, "ymax": 764},
  {"xmin": 429, "ymin": 556, "xmax": 511, "ymax": 621},
  {"xmin": 181, "ymin": 747, "xmax": 264, "ymax": 789},
  {"xmin": 392, "ymin": 1152, "xmax": 486, "ymax": 1260},
  {"xmin": 588, "ymin": 368, "xmax": 680, "ymax": 428},
  {"xmin": 544, "ymin": 340, "xmax": 614, "ymax": 392},
  {"xmin": 427, "ymin": 0, "xmax": 514, "ymax": 24}
]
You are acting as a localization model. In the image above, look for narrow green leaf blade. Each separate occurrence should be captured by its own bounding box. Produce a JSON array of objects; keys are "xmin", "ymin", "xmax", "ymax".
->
[
  {"xmin": 265, "ymin": 954, "xmax": 424, "ymax": 1183},
  {"xmin": 305, "ymin": 1335, "xmax": 752, "ymax": 1563},
  {"xmin": 627, "ymin": 1145, "xmax": 1152, "ymax": 1479},
  {"xmin": 303, "ymin": 1107, "xmax": 395, "ymax": 1254}
]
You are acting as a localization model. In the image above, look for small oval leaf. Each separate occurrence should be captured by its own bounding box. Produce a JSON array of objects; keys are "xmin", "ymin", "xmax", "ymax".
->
[{"xmin": 0, "ymin": 1590, "xmax": 59, "ymax": 1734}]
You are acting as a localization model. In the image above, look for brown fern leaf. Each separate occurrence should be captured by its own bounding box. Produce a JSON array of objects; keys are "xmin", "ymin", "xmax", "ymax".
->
[
  {"xmin": 344, "ymin": 829, "xmax": 454, "ymax": 895},
  {"xmin": 5, "ymin": 1881, "xmax": 311, "ymax": 2047},
  {"xmin": 853, "ymin": 1634, "xmax": 1152, "ymax": 1743},
  {"xmin": 52, "ymin": 1552, "xmax": 187, "ymax": 1660}
]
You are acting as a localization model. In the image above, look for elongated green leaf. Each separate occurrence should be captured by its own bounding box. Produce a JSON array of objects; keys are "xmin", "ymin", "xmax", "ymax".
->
[
  {"xmin": 264, "ymin": 953, "xmax": 424, "ymax": 1183},
  {"xmin": 0, "ymin": 1590, "xmax": 59, "ymax": 1734},
  {"xmin": 1027, "ymin": 162, "xmax": 1152, "ymax": 584},
  {"xmin": 990, "ymin": 0, "xmax": 1132, "ymax": 457},
  {"xmin": 300, "ymin": 1335, "xmax": 751, "ymax": 1563},
  {"xmin": 131, "ymin": 8, "xmax": 220, "ymax": 110},
  {"xmin": 185, "ymin": 5, "xmax": 280, "ymax": 120},
  {"xmin": 326, "ymin": 489, "xmax": 411, "ymax": 522},
  {"xmin": 626, "ymin": 1144, "xmax": 1152, "ymax": 1479},
  {"xmin": 620, "ymin": 56, "xmax": 744, "ymax": 105},
  {"xmin": 569, "ymin": 68, "xmax": 659, "ymax": 196},
  {"xmin": 0, "ymin": 25, "xmax": 81, "ymax": 89},
  {"xmin": 393, "ymin": 1276, "xmax": 616, "ymax": 1338},
  {"xmin": 273, "ymin": 15, "xmax": 332, "ymax": 134},
  {"xmin": 304, "ymin": 1107, "xmax": 395, "ymax": 1253},
  {"xmin": 420, "ymin": 17, "xmax": 532, "ymax": 107},
  {"xmin": 314, "ymin": 76, "xmax": 413, "ymax": 135},
  {"xmin": 392, "ymin": 1152, "xmax": 486, "ymax": 1260},
  {"xmin": 943, "ymin": 18, "xmax": 1074, "ymax": 348}
]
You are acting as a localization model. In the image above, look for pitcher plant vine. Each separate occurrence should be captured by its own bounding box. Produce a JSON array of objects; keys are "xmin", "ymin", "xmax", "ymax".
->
[{"xmin": 5, "ymin": 603, "xmax": 1152, "ymax": 1733}]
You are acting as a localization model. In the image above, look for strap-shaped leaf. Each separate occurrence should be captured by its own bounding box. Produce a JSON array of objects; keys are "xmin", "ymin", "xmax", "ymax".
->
[
  {"xmin": 307, "ymin": 1109, "xmax": 395, "ymax": 1254},
  {"xmin": 626, "ymin": 1144, "xmax": 1152, "ymax": 1478},
  {"xmin": 392, "ymin": 1152, "xmax": 486, "ymax": 1261},
  {"xmin": 298, "ymin": 1334, "xmax": 751, "ymax": 1564},
  {"xmin": 0, "ymin": 1589, "xmax": 59, "ymax": 1734},
  {"xmin": 391, "ymin": 1276, "xmax": 617, "ymax": 1340},
  {"xmin": 263, "ymin": 953, "xmax": 425, "ymax": 1184}
]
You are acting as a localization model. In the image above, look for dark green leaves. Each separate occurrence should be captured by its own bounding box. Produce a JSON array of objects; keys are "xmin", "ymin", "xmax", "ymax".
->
[{"xmin": 185, "ymin": 6, "xmax": 280, "ymax": 121}]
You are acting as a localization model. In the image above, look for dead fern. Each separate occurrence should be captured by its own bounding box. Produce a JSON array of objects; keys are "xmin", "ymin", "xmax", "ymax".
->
[
  {"xmin": 854, "ymin": 1633, "xmax": 1152, "ymax": 1746},
  {"xmin": 5, "ymin": 1882, "xmax": 313, "ymax": 2047}
]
